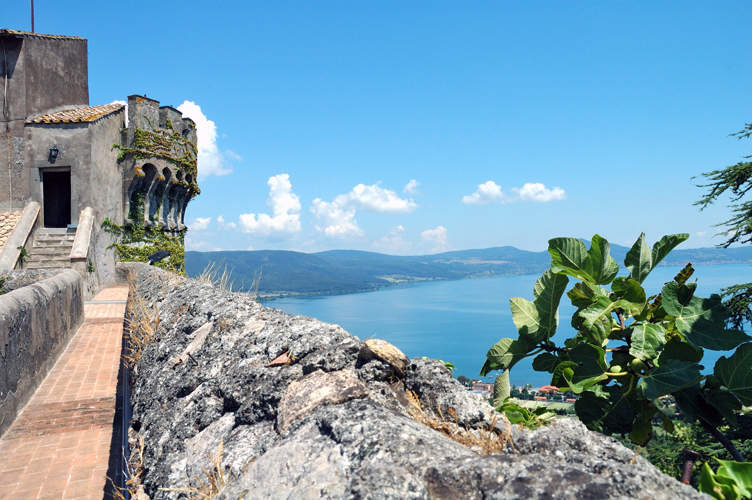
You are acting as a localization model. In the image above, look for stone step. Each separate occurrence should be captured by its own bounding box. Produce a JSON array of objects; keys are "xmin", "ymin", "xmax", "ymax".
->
[
  {"xmin": 30, "ymin": 246, "xmax": 72, "ymax": 256},
  {"xmin": 27, "ymin": 254, "xmax": 70, "ymax": 263},
  {"xmin": 33, "ymin": 239, "xmax": 75, "ymax": 247},
  {"xmin": 25, "ymin": 260, "xmax": 70, "ymax": 269}
]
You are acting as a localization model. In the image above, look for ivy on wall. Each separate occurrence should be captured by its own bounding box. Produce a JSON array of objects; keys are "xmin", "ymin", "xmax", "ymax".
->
[
  {"xmin": 112, "ymin": 117, "xmax": 200, "ymax": 197},
  {"xmin": 102, "ymin": 216, "xmax": 186, "ymax": 275},
  {"xmin": 104, "ymin": 115, "xmax": 199, "ymax": 275}
]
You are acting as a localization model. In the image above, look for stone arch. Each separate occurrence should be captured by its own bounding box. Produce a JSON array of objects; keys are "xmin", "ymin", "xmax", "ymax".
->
[
  {"xmin": 150, "ymin": 167, "xmax": 171, "ymax": 228},
  {"xmin": 140, "ymin": 164, "xmax": 159, "ymax": 227},
  {"xmin": 125, "ymin": 163, "xmax": 156, "ymax": 226}
]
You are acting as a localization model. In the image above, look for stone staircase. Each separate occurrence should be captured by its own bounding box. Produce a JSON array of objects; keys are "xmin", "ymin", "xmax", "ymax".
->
[{"xmin": 25, "ymin": 228, "xmax": 76, "ymax": 270}]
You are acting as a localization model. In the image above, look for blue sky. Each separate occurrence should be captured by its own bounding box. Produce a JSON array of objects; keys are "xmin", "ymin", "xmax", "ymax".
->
[{"xmin": 7, "ymin": 1, "xmax": 752, "ymax": 254}]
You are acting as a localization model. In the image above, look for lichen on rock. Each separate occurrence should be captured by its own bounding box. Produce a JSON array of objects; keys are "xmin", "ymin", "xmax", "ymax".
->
[{"xmin": 121, "ymin": 263, "xmax": 708, "ymax": 500}]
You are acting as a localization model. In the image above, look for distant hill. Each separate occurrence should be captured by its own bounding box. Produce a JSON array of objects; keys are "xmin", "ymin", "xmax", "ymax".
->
[{"xmin": 185, "ymin": 244, "xmax": 752, "ymax": 299}]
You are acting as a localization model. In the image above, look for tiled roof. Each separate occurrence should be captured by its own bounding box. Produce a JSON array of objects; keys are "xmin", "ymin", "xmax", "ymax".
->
[
  {"xmin": 0, "ymin": 210, "xmax": 22, "ymax": 254},
  {"xmin": 0, "ymin": 29, "xmax": 85, "ymax": 41},
  {"xmin": 28, "ymin": 103, "xmax": 125, "ymax": 124}
]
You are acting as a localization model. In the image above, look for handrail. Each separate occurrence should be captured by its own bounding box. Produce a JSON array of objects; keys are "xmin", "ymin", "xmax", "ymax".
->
[
  {"xmin": 70, "ymin": 207, "xmax": 94, "ymax": 261},
  {"xmin": 0, "ymin": 202, "xmax": 40, "ymax": 271}
]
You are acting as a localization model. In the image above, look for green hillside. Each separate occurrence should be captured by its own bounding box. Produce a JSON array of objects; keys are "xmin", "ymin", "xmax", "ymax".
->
[{"xmin": 185, "ymin": 244, "xmax": 752, "ymax": 299}]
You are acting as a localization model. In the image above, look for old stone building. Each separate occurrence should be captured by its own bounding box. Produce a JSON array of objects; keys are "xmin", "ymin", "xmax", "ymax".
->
[{"xmin": 0, "ymin": 29, "xmax": 198, "ymax": 292}]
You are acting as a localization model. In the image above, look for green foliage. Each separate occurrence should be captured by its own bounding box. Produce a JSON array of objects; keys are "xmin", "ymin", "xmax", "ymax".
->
[
  {"xmin": 16, "ymin": 246, "xmax": 28, "ymax": 264},
  {"xmin": 112, "ymin": 117, "xmax": 200, "ymax": 197},
  {"xmin": 700, "ymin": 460, "xmax": 752, "ymax": 500},
  {"xmin": 497, "ymin": 399, "xmax": 555, "ymax": 430},
  {"xmin": 483, "ymin": 233, "xmax": 752, "ymax": 454},
  {"xmin": 102, "ymin": 211, "xmax": 186, "ymax": 275},
  {"xmin": 695, "ymin": 122, "xmax": 752, "ymax": 331}
]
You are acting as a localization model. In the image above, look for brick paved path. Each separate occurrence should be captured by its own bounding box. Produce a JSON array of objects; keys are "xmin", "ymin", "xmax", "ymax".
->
[{"xmin": 0, "ymin": 287, "xmax": 129, "ymax": 500}]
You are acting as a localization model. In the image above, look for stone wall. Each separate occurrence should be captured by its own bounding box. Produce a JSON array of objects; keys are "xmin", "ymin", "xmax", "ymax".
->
[
  {"xmin": 122, "ymin": 262, "xmax": 706, "ymax": 500},
  {"xmin": 0, "ymin": 269, "xmax": 84, "ymax": 437}
]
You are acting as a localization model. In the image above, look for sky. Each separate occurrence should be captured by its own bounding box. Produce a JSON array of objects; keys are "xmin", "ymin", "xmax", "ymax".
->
[{"xmin": 6, "ymin": 1, "xmax": 752, "ymax": 255}]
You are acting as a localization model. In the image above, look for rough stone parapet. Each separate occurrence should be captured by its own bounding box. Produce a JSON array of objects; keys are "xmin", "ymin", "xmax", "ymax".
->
[
  {"xmin": 122, "ymin": 263, "xmax": 708, "ymax": 500},
  {"xmin": 0, "ymin": 269, "xmax": 84, "ymax": 437}
]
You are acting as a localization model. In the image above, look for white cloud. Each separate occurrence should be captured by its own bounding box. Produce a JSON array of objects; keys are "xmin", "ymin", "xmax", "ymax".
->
[
  {"xmin": 404, "ymin": 179, "xmax": 420, "ymax": 194},
  {"xmin": 188, "ymin": 217, "xmax": 211, "ymax": 231},
  {"xmin": 310, "ymin": 199, "xmax": 363, "ymax": 238},
  {"xmin": 696, "ymin": 231, "xmax": 707, "ymax": 237},
  {"xmin": 421, "ymin": 226, "xmax": 450, "ymax": 253},
  {"xmin": 462, "ymin": 181, "xmax": 505, "ymax": 205},
  {"xmin": 225, "ymin": 150, "xmax": 243, "ymax": 162},
  {"xmin": 239, "ymin": 174, "xmax": 302, "ymax": 237},
  {"xmin": 217, "ymin": 215, "xmax": 236, "ymax": 230},
  {"xmin": 335, "ymin": 183, "xmax": 418, "ymax": 214},
  {"xmin": 185, "ymin": 236, "xmax": 221, "ymax": 251},
  {"xmin": 511, "ymin": 183, "xmax": 567, "ymax": 202},
  {"xmin": 178, "ymin": 101, "xmax": 233, "ymax": 179},
  {"xmin": 462, "ymin": 181, "xmax": 566, "ymax": 204},
  {"xmin": 372, "ymin": 225, "xmax": 413, "ymax": 254},
  {"xmin": 310, "ymin": 183, "xmax": 417, "ymax": 238}
]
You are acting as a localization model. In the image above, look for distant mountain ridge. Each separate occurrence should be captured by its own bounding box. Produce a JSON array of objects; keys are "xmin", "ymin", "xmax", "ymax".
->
[{"xmin": 185, "ymin": 244, "xmax": 752, "ymax": 299}]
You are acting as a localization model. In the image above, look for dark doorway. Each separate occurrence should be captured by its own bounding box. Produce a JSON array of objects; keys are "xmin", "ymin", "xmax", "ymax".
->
[{"xmin": 43, "ymin": 171, "xmax": 71, "ymax": 228}]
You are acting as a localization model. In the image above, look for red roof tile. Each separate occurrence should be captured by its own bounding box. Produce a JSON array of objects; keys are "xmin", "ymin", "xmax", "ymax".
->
[{"xmin": 28, "ymin": 103, "xmax": 124, "ymax": 124}]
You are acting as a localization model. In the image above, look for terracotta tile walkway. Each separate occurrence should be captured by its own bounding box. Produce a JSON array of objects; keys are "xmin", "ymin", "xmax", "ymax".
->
[{"xmin": 0, "ymin": 287, "xmax": 129, "ymax": 500}]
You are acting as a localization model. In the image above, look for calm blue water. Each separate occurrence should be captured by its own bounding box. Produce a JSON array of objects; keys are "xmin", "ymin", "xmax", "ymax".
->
[{"xmin": 269, "ymin": 264, "xmax": 751, "ymax": 387}]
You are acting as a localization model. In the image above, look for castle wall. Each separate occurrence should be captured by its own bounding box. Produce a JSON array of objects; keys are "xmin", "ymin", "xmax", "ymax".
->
[
  {"xmin": 26, "ymin": 122, "xmax": 91, "ymax": 225},
  {"xmin": 0, "ymin": 32, "xmax": 89, "ymax": 213},
  {"xmin": 20, "ymin": 36, "xmax": 89, "ymax": 118},
  {"xmin": 0, "ymin": 269, "xmax": 84, "ymax": 437},
  {"xmin": 86, "ymin": 110, "xmax": 126, "ymax": 289}
]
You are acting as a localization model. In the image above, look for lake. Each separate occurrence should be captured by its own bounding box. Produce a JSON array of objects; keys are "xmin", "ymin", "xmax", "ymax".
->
[{"xmin": 269, "ymin": 264, "xmax": 751, "ymax": 387}]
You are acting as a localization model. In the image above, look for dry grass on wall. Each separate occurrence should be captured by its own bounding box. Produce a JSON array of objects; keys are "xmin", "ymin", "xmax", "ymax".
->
[
  {"xmin": 405, "ymin": 390, "xmax": 514, "ymax": 455},
  {"xmin": 160, "ymin": 441, "xmax": 253, "ymax": 500},
  {"xmin": 123, "ymin": 276, "xmax": 161, "ymax": 369}
]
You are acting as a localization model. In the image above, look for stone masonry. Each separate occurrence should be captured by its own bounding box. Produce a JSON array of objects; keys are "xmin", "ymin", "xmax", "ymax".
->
[{"xmin": 122, "ymin": 262, "xmax": 708, "ymax": 500}]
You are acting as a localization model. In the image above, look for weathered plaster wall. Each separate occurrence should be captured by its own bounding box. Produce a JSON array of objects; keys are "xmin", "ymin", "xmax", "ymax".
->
[
  {"xmin": 21, "ymin": 36, "xmax": 88, "ymax": 118},
  {"xmin": 26, "ymin": 122, "xmax": 90, "ymax": 225},
  {"xmin": 121, "ymin": 262, "xmax": 705, "ymax": 500},
  {"xmin": 0, "ymin": 33, "xmax": 89, "ymax": 212},
  {"xmin": 0, "ymin": 269, "xmax": 84, "ymax": 437}
]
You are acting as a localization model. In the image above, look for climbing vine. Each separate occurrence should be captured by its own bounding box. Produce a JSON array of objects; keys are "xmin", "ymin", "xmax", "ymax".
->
[
  {"xmin": 112, "ymin": 116, "xmax": 200, "ymax": 197},
  {"xmin": 102, "ymin": 217, "xmax": 186, "ymax": 275}
]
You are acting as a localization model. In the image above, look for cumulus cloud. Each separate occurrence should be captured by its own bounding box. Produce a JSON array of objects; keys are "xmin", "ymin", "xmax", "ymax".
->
[
  {"xmin": 335, "ymin": 183, "xmax": 418, "ymax": 214},
  {"xmin": 511, "ymin": 183, "xmax": 567, "ymax": 202},
  {"xmin": 216, "ymin": 215, "xmax": 237, "ymax": 230},
  {"xmin": 462, "ymin": 181, "xmax": 505, "ymax": 205},
  {"xmin": 421, "ymin": 226, "xmax": 450, "ymax": 253},
  {"xmin": 188, "ymin": 217, "xmax": 211, "ymax": 231},
  {"xmin": 404, "ymin": 179, "xmax": 420, "ymax": 194},
  {"xmin": 310, "ymin": 183, "xmax": 417, "ymax": 238},
  {"xmin": 178, "ymin": 101, "xmax": 234, "ymax": 179},
  {"xmin": 372, "ymin": 225, "xmax": 413, "ymax": 254},
  {"xmin": 239, "ymin": 174, "xmax": 302, "ymax": 237},
  {"xmin": 310, "ymin": 199, "xmax": 363, "ymax": 238},
  {"xmin": 462, "ymin": 181, "xmax": 566, "ymax": 204}
]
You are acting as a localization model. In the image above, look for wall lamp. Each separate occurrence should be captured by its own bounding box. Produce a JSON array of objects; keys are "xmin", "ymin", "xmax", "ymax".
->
[{"xmin": 49, "ymin": 145, "xmax": 59, "ymax": 160}]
